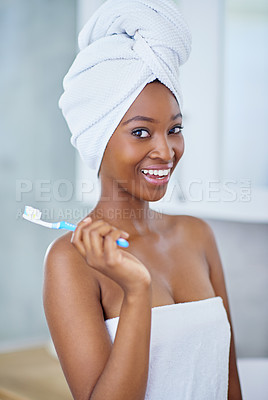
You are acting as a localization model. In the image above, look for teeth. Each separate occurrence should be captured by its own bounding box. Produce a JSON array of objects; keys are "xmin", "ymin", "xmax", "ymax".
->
[{"xmin": 141, "ymin": 168, "xmax": 170, "ymax": 177}]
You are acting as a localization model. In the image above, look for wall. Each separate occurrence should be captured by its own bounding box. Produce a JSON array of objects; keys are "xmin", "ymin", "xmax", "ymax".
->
[
  {"xmin": 204, "ymin": 218, "xmax": 268, "ymax": 357},
  {"xmin": 0, "ymin": 0, "xmax": 77, "ymax": 349}
]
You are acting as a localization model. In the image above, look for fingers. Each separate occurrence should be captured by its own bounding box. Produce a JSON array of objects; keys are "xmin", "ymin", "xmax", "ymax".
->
[
  {"xmin": 103, "ymin": 229, "xmax": 125, "ymax": 266},
  {"xmin": 83, "ymin": 221, "xmax": 115, "ymax": 262},
  {"xmin": 71, "ymin": 217, "xmax": 129, "ymax": 267},
  {"xmin": 71, "ymin": 217, "xmax": 92, "ymax": 258}
]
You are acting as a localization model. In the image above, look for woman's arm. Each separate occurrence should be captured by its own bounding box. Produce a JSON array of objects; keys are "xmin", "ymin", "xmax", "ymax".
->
[
  {"xmin": 200, "ymin": 220, "xmax": 243, "ymax": 400},
  {"xmin": 43, "ymin": 234, "xmax": 152, "ymax": 400}
]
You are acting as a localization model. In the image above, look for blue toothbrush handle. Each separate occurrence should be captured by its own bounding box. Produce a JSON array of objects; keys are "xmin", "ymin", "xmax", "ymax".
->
[
  {"xmin": 60, "ymin": 221, "xmax": 76, "ymax": 231},
  {"xmin": 116, "ymin": 238, "xmax": 129, "ymax": 248},
  {"xmin": 59, "ymin": 221, "xmax": 129, "ymax": 248}
]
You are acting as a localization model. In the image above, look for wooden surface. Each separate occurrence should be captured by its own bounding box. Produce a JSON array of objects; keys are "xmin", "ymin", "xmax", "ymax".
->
[{"xmin": 0, "ymin": 346, "xmax": 73, "ymax": 400}]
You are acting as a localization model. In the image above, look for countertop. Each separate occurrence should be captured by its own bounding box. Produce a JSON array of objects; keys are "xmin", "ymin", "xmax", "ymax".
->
[{"xmin": 0, "ymin": 346, "xmax": 72, "ymax": 400}]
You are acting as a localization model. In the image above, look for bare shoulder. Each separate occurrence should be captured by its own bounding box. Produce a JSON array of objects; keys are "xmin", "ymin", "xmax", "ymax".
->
[
  {"xmin": 173, "ymin": 214, "xmax": 212, "ymax": 234},
  {"xmin": 44, "ymin": 231, "xmax": 82, "ymax": 265},
  {"xmin": 43, "ymin": 232, "xmax": 101, "ymax": 310},
  {"xmin": 165, "ymin": 214, "xmax": 229, "ymax": 306},
  {"xmin": 159, "ymin": 212, "xmax": 214, "ymax": 247},
  {"xmin": 172, "ymin": 214, "xmax": 220, "ymax": 263},
  {"xmin": 169, "ymin": 214, "xmax": 227, "ymax": 297},
  {"xmin": 44, "ymin": 231, "xmax": 98, "ymax": 278}
]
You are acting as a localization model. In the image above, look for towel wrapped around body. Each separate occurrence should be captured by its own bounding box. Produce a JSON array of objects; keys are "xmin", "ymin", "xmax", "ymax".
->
[
  {"xmin": 58, "ymin": 0, "xmax": 192, "ymax": 177},
  {"xmin": 105, "ymin": 297, "xmax": 231, "ymax": 400}
]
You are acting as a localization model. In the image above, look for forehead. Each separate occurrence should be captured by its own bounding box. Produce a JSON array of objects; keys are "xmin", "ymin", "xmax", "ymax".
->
[{"xmin": 121, "ymin": 81, "xmax": 181, "ymax": 120}]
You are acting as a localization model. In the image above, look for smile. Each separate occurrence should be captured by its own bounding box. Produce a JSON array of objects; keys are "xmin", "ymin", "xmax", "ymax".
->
[{"xmin": 140, "ymin": 168, "xmax": 171, "ymax": 185}]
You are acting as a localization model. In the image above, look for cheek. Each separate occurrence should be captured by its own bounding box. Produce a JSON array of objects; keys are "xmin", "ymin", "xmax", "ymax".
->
[
  {"xmin": 111, "ymin": 140, "xmax": 142, "ymax": 173},
  {"xmin": 176, "ymin": 135, "xmax": 185, "ymax": 156}
]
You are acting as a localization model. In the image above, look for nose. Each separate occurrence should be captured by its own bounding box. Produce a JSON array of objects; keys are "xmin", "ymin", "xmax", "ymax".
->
[{"xmin": 149, "ymin": 134, "xmax": 176, "ymax": 162}]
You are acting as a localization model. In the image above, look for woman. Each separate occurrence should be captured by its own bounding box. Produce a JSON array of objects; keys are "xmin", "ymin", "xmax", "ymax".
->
[{"xmin": 43, "ymin": 1, "xmax": 242, "ymax": 399}]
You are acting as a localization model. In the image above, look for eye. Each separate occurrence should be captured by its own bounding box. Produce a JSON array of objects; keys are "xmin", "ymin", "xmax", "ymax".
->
[
  {"xmin": 131, "ymin": 125, "xmax": 184, "ymax": 139},
  {"xmin": 169, "ymin": 125, "xmax": 184, "ymax": 135},
  {"xmin": 131, "ymin": 129, "xmax": 150, "ymax": 138}
]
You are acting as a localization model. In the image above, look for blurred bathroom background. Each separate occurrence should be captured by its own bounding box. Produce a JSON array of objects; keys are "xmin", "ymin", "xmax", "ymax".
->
[{"xmin": 0, "ymin": 0, "xmax": 267, "ymax": 399}]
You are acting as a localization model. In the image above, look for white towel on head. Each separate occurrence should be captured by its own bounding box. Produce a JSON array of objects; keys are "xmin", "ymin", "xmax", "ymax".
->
[{"xmin": 58, "ymin": 0, "xmax": 192, "ymax": 177}]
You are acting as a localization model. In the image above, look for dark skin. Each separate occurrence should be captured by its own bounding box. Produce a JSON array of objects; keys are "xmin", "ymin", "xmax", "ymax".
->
[{"xmin": 43, "ymin": 81, "xmax": 242, "ymax": 400}]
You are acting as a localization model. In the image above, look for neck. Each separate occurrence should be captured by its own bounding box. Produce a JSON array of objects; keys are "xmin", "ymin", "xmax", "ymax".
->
[{"xmin": 90, "ymin": 181, "xmax": 159, "ymax": 236}]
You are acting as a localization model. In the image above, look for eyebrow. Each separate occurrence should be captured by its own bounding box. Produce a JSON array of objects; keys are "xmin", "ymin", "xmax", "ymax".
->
[{"xmin": 121, "ymin": 112, "xmax": 182, "ymax": 126}]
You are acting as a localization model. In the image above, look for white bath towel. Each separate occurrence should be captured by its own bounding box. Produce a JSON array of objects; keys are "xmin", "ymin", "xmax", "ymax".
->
[
  {"xmin": 105, "ymin": 296, "xmax": 231, "ymax": 400},
  {"xmin": 58, "ymin": 0, "xmax": 192, "ymax": 177}
]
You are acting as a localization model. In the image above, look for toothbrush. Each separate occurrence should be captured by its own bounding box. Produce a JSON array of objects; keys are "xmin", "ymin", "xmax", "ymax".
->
[{"xmin": 22, "ymin": 206, "xmax": 129, "ymax": 248}]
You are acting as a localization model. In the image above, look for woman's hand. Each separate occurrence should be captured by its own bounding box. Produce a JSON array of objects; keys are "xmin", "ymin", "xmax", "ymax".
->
[{"xmin": 71, "ymin": 217, "xmax": 151, "ymax": 294}]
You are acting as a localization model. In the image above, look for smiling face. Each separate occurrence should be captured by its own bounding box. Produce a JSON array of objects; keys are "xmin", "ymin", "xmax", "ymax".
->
[{"xmin": 99, "ymin": 80, "xmax": 185, "ymax": 202}]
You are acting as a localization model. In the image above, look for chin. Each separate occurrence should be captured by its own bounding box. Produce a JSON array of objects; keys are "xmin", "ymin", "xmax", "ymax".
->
[{"xmin": 137, "ymin": 187, "xmax": 168, "ymax": 202}]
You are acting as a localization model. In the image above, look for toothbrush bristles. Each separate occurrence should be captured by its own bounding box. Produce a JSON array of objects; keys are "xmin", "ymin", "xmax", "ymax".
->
[{"xmin": 24, "ymin": 206, "xmax": 42, "ymax": 220}]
